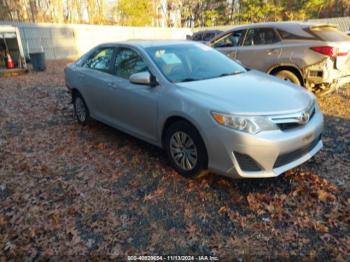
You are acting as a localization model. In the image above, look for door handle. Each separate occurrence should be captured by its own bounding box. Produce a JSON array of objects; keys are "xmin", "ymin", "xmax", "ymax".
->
[
  {"xmin": 227, "ymin": 51, "xmax": 235, "ymax": 58},
  {"xmin": 267, "ymin": 49, "xmax": 279, "ymax": 55},
  {"xmin": 78, "ymin": 73, "xmax": 85, "ymax": 79},
  {"xmin": 107, "ymin": 82, "xmax": 118, "ymax": 89}
]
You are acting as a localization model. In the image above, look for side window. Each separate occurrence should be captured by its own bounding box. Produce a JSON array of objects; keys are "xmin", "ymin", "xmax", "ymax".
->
[
  {"xmin": 244, "ymin": 28, "xmax": 280, "ymax": 46},
  {"xmin": 278, "ymin": 29, "xmax": 316, "ymax": 40},
  {"xmin": 278, "ymin": 29, "xmax": 304, "ymax": 40},
  {"xmin": 83, "ymin": 48, "xmax": 114, "ymax": 72},
  {"xmin": 114, "ymin": 48, "xmax": 148, "ymax": 79},
  {"xmin": 215, "ymin": 30, "xmax": 245, "ymax": 48}
]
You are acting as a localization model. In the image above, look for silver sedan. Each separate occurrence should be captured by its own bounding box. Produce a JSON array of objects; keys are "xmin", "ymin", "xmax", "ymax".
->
[{"xmin": 64, "ymin": 41, "xmax": 324, "ymax": 178}]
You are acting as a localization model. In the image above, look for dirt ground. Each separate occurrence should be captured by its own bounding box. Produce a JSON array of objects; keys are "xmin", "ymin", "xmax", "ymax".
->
[{"xmin": 0, "ymin": 60, "xmax": 349, "ymax": 260}]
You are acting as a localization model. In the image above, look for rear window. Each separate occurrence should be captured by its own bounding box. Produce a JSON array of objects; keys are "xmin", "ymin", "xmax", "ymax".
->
[
  {"xmin": 310, "ymin": 27, "xmax": 350, "ymax": 42},
  {"xmin": 277, "ymin": 29, "xmax": 316, "ymax": 40}
]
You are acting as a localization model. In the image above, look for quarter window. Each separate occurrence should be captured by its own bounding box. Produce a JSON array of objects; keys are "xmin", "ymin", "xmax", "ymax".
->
[
  {"xmin": 83, "ymin": 48, "xmax": 114, "ymax": 72},
  {"xmin": 114, "ymin": 48, "xmax": 148, "ymax": 79},
  {"xmin": 244, "ymin": 28, "xmax": 280, "ymax": 46},
  {"xmin": 277, "ymin": 29, "xmax": 316, "ymax": 40}
]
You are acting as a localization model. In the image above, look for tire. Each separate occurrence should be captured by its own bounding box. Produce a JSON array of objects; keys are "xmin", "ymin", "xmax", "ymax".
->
[
  {"xmin": 275, "ymin": 70, "xmax": 301, "ymax": 86},
  {"xmin": 164, "ymin": 121, "xmax": 208, "ymax": 178},
  {"xmin": 73, "ymin": 92, "xmax": 90, "ymax": 125}
]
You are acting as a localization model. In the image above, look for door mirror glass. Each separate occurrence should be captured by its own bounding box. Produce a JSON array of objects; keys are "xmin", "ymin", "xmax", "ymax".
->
[{"xmin": 129, "ymin": 71, "xmax": 152, "ymax": 85}]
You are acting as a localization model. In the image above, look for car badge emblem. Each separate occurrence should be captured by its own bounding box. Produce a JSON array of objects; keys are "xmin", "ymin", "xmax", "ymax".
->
[{"xmin": 298, "ymin": 112, "xmax": 310, "ymax": 124}]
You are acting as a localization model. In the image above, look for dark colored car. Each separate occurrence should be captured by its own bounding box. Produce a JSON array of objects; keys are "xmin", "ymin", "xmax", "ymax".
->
[{"xmin": 191, "ymin": 30, "xmax": 223, "ymax": 43}]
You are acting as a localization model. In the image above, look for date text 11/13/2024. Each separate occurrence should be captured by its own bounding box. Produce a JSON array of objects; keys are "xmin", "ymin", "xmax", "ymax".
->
[{"xmin": 127, "ymin": 255, "xmax": 219, "ymax": 261}]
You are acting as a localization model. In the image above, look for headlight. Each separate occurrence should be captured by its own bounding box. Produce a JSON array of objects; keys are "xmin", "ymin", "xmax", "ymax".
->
[{"xmin": 211, "ymin": 112, "xmax": 278, "ymax": 134}]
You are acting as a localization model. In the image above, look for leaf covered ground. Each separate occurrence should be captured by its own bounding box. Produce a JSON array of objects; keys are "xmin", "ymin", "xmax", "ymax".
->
[{"xmin": 0, "ymin": 60, "xmax": 349, "ymax": 261}]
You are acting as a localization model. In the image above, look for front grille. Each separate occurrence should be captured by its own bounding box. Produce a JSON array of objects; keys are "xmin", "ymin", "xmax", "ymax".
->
[
  {"xmin": 277, "ymin": 122, "xmax": 301, "ymax": 131},
  {"xmin": 274, "ymin": 135, "xmax": 321, "ymax": 168},
  {"xmin": 276, "ymin": 107, "xmax": 316, "ymax": 131},
  {"xmin": 234, "ymin": 152, "xmax": 262, "ymax": 172}
]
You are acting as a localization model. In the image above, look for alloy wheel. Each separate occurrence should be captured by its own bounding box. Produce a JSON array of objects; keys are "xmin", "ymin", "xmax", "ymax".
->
[
  {"xmin": 169, "ymin": 131, "xmax": 198, "ymax": 171},
  {"xmin": 75, "ymin": 97, "xmax": 87, "ymax": 122}
]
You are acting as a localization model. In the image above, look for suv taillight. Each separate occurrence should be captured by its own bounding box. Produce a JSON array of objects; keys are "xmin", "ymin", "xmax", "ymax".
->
[{"xmin": 310, "ymin": 46, "xmax": 348, "ymax": 57}]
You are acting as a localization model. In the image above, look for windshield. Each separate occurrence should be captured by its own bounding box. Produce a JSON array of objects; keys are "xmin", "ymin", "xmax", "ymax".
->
[{"xmin": 145, "ymin": 43, "xmax": 246, "ymax": 83}]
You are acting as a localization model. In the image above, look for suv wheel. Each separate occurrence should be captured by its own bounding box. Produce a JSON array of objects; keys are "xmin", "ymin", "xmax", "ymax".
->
[
  {"xmin": 275, "ymin": 70, "xmax": 301, "ymax": 86},
  {"xmin": 73, "ymin": 93, "xmax": 90, "ymax": 125},
  {"xmin": 165, "ymin": 121, "xmax": 208, "ymax": 177}
]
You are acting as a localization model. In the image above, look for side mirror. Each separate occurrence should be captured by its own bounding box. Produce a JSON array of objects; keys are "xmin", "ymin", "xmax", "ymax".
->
[
  {"xmin": 129, "ymin": 71, "xmax": 157, "ymax": 86},
  {"xmin": 213, "ymin": 42, "xmax": 227, "ymax": 48}
]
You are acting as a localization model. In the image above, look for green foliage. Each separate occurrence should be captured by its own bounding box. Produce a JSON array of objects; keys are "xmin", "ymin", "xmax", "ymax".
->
[
  {"xmin": 179, "ymin": 0, "xmax": 332, "ymax": 27},
  {"xmin": 203, "ymin": 0, "xmax": 229, "ymax": 27},
  {"xmin": 0, "ymin": 0, "xmax": 346, "ymax": 26},
  {"xmin": 233, "ymin": 0, "xmax": 329, "ymax": 24},
  {"xmin": 116, "ymin": 0, "xmax": 155, "ymax": 26},
  {"xmin": 280, "ymin": 0, "xmax": 327, "ymax": 20}
]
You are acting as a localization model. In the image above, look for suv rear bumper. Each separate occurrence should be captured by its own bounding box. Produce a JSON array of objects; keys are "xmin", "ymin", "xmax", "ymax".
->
[
  {"xmin": 304, "ymin": 58, "xmax": 350, "ymax": 92},
  {"xmin": 336, "ymin": 74, "xmax": 350, "ymax": 88}
]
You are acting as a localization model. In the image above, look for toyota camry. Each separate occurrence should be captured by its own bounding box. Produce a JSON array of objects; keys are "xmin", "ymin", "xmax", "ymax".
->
[{"xmin": 64, "ymin": 41, "xmax": 323, "ymax": 178}]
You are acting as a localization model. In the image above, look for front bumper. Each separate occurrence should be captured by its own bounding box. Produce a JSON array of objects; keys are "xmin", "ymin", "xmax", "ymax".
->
[{"xmin": 206, "ymin": 109, "xmax": 324, "ymax": 178}]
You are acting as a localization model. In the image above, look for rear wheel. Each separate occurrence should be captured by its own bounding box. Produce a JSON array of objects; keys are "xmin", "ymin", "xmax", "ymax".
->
[
  {"xmin": 73, "ymin": 92, "xmax": 90, "ymax": 125},
  {"xmin": 275, "ymin": 70, "xmax": 301, "ymax": 86},
  {"xmin": 164, "ymin": 121, "xmax": 208, "ymax": 178}
]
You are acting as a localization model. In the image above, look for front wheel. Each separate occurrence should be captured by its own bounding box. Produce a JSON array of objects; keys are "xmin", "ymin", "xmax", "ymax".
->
[{"xmin": 164, "ymin": 121, "xmax": 208, "ymax": 178}]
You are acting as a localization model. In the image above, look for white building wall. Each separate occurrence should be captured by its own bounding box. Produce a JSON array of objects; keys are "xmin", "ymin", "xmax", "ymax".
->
[{"xmin": 0, "ymin": 21, "xmax": 192, "ymax": 59}]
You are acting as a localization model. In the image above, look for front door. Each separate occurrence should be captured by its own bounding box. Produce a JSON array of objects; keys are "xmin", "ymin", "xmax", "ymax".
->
[
  {"xmin": 212, "ymin": 29, "xmax": 246, "ymax": 60},
  {"xmin": 107, "ymin": 47, "xmax": 159, "ymax": 142}
]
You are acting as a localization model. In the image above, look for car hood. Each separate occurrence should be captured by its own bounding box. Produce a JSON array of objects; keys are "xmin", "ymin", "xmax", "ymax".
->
[{"xmin": 176, "ymin": 70, "xmax": 313, "ymax": 115}]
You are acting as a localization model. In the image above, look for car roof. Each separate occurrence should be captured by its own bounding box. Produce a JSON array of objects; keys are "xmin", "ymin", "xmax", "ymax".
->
[
  {"xmin": 194, "ymin": 29, "xmax": 223, "ymax": 34},
  {"xmin": 225, "ymin": 21, "xmax": 336, "ymax": 32},
  {"xmin": 99, "ymin": 40, "xmax": 197, "ymax": 49}
]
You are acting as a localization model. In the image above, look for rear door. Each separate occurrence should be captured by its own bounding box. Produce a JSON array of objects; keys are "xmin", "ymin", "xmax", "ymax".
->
[
  {"xmin": 77, "ymin": 46, "xmax": 116, "ymax": 120},
  {"xmin": 236, "ymin": 27, "xmax": 282, "ymax": 71},
  {"xmin": 212, "ymin": 30, "xmax": 246, "ymax": 60}
]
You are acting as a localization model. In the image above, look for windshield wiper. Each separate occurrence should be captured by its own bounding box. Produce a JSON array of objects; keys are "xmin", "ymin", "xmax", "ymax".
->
[
  {"xmin": 217, "ymin": 71, "xmax": 244, "ymax": 78},
  {"xmin": 177, "ymin": 78, "xmax": 199, "ymax": 83},
  {"xmin": 177, "ymin": 72, "xmax": 243, "ymax": 83}
]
